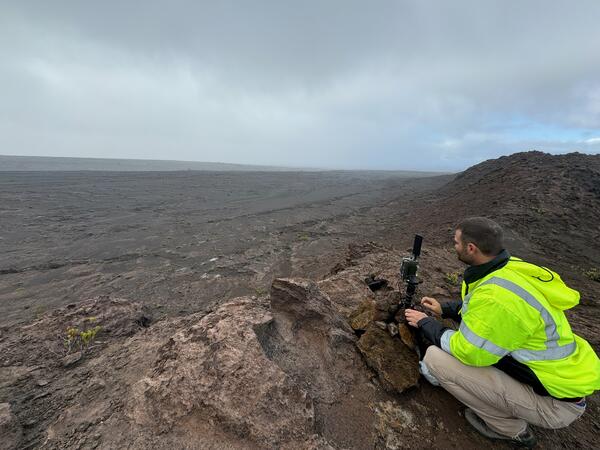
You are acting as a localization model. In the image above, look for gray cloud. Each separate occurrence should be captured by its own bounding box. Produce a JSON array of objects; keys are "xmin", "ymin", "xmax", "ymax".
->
[{"xmin": 1, "ymin": 1, "xmax": 600, "ymax": 170}]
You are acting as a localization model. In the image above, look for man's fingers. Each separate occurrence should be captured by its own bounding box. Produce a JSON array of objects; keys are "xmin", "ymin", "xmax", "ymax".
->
[
  {"xmin": 404, "ymin": 309, "xmax": 425, "ymax": 328},
  {"xmin": 421, "ymin": 300, "xmax": 434, "ymax": 310},
  {"xmin": 421, "ymin": 296, "xmax": 442, "ymax": 314}
]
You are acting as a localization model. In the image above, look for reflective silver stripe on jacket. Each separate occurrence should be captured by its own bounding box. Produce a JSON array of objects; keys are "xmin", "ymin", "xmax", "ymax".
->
[
  {"xmin": 459, "ymin": 321, "xmax": 509, "ymax": 357},
  {"xmin": 480, "ymin": 277, "xmax": 559, "ymax": 347},
  {"xmin": 456, "ymin": 276, "xmax": 577, "ymax": 362},
  {"xmin": 511, "ymin": 342, "xmax": 577, "ymax": 362},
  {"xmin": 461, "ymin": 292, "xmax": 474, "ymax": 315},
  {"xmin": 440, "ymin": 329, "xmax": 455, "ymax": 354}
]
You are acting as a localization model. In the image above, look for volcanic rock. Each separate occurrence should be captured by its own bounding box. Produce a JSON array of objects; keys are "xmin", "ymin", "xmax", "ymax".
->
[
  {"xmin": 262, "ymin": 278, "xmax": 363, "ymax": 406},
  {"xmin": 0, "ymin": 403, "xmax": 23, "ymax": 450},
  {"xmin": 348, "ymin": 293, "xmax": 401, "ymax": 332},
  {"xmin": 357, "ymin": 325, "xmax": 419, "ymax": 394},
  {"xmin": 269, "ymin": 278, "xmax": 351, "ymax": 336},
  {"xmin": 121, "ymin": 277, "xmax": 403, "ymax": 449},
  {"xmin": 348, "ymin": 298, "xmax": 379, "ymax": 330},
  {"xmin": 61, "ymin": 351, "xmax": 82, "ymax": 368},
  {"xmin": 128, "ymin": 296, "xmax": 322, "ymax": 448},
  {"xmin": 2, "ymin": 297, "xmax": 152, "ymax": 370},
  {"xmin": 317, "ymin": 273, "xmax": 375, "ymax": 317},
  {"xmin": 121, "ymin": 278, "xmax": 388, "ymax": 449},
  {"xmin": 398, "ymin": 322, "xmax": 417, "ymax": 350},
  {"xmin": 406, "ymin": 151, "xmax": 600, "ymax": 268}
]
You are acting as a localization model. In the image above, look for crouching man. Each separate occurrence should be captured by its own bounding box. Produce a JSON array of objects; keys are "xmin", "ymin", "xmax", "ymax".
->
[{"xmin": 405, "ymin": 217, "xmax": 600, "ymax": 448}]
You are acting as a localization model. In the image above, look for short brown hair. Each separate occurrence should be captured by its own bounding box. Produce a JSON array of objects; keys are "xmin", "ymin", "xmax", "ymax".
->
[{"xmin": 456, "ymin": 217, "xmax": 504, "ymax": 256}]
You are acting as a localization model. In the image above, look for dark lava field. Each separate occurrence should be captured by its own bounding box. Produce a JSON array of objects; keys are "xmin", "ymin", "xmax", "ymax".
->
[{"xmin": 0, "ymin": 170, "xmax": 449, "ymax": 328}]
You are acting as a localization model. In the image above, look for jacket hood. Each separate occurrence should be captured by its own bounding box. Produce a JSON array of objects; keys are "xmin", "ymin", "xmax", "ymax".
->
[{"xmin": 508, "ymin": 258, "xmax": 580, "ymax": 310}]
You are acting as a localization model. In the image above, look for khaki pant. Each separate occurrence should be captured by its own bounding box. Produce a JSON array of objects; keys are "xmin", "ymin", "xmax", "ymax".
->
[{"xmin": 423, "ymin": 346, "xmax": 586, "ymax": 438}]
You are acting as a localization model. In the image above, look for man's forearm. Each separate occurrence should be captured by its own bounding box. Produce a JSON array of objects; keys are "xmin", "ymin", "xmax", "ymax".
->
[
  {"xmin": 418, "ymin": 316, "xmax": 449, "ymax": 347},
  {"xmin": 441, "ymin": 299, "xmax": 463, "ymax": 322}
]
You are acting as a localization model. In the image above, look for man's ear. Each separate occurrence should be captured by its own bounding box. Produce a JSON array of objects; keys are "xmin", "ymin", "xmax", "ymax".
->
[{"xmin": 467, "ymin": 242, "xmax": 477, "ymax": 254}]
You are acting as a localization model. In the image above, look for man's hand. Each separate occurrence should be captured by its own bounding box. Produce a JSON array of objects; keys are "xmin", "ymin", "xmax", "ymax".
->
[
  {"xmin": 421, "ymin": 296, "xmax": 442, "ymax": 315},
  {"xmin": 404, "ymin": 309, "xmax": 428, "ymax": 328}
]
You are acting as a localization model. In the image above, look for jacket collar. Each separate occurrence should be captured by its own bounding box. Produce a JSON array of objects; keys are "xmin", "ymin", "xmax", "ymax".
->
[{"xmin": 464, "ymin": 249, "xmax": 511, "ymax": 286}]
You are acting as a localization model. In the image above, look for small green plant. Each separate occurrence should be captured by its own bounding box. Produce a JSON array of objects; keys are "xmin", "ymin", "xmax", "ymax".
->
[
  {"xmin": 444, "ymin": 272, "xmax": 461, "ymax": 286},
  {"xmin": 297, "ymin": 233, "xmax": 310, "ymax": 241},
  {"xmin": 80, "ymin": 326, "xmax": 101, "ymax": 348},
  {"xmin": 583, "ymin": 268, "xmax": 600, "ymax": 282},
  {"xmin": 34, "ymin": 305, "xmax": 46, "ymax": 318},
  {"xmin": 254, "ymin": 286, "xmax": 268, "ymax": 296},
  {"xmin": 64, "ymin": 327, "xmax": 79, "ymax": 354},
  {"xmin": 63, "ymin": 317, "xmax": 102, "ymax": 354}
]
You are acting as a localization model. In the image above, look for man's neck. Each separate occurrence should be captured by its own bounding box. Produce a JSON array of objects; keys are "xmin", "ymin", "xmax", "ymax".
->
[
  {"xmin": 463, "ymin": 249, "xmax": 511, "ymax": 286},
  {"xmin": 472, "ymin": 253, "xmax": 496, "ymax": 266}
]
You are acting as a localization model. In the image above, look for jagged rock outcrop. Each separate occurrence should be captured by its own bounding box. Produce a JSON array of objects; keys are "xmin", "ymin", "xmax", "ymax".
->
[
  {"xmin": 124, "ymin": 277, "xmax": 408, "ymax": 449},
  {"xmin": 128, "ymin": 295, "xmax": 325, "ymax": 449},
  {"xmin": 32, "ymin": 275, "xmax": 430, "ymax": 449},
  {"xmin": 265, "ymin": 278, "xmax": 363, "ymax": 406}
]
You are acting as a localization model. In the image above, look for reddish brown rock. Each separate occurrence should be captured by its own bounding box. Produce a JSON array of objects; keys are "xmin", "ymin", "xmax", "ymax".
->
[
  {"xmin": 128, "ymin": 296, "xmax": 321, "ymax": 448},
  {"xmin": 266, "ymin": 278, "xmax": 383, "ymax": 449},
  {"xmin": 348, "ymin": 298, "xmax": 378, "ymax": 331},
  {"xmin": 357, "ymin": 325, "xmax": 420, "ymax": 394},
  {"xmin": 398, "ymin": 322, "xmax": 417, "ymax": 350},
  {"xmin": 318, "ymin": 273, "xmax": 375, "ymax": 317},
  {"xmin": 348, "ymin": 295, "xmax": 399, "ymax": 331}
]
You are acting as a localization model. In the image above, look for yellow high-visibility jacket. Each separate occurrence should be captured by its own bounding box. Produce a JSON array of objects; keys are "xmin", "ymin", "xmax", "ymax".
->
[{"xmin": 441, "ymin": 257, "xmax": 600, "ymax": 399}]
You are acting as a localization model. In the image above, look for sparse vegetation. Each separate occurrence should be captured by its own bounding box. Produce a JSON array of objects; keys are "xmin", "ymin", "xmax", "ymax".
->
[
  {"xmin": 63, "ymin": 317, "xmax": 102, "ymax": 354},
  {"xmin": 583, "ymin": 268, "xmax": 600, "ymax": 282},
  {"xmin": 254, "ymin": 286, "xmax": 268, "ymax": 296},
  {"xmin": 297, "ymin": 233, "xmax": 310, "ymax": 241},
  {"xmin": 34, "ymin": 305, "xmax": 46, "ymax": 319},
  {"xmin": 444, "ymin": 272, "xmax": 461, "ymax": 286}
]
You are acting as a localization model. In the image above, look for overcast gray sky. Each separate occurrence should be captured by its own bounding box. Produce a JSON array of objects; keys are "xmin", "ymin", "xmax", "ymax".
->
[{"xmin": 2, "ymin": 1, "xmax": 600, "ymax": 171}]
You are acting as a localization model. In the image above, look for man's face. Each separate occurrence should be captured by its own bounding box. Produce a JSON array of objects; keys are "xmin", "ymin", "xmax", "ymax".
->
[{"xmin": 454, "ymin": 229, "xmax": 475, "ymax": 265}]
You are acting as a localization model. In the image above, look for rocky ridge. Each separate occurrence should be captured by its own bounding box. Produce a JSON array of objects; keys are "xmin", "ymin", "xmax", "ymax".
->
[{"xmin": 403, "ymin": 151, "xmax": 600, "ymax": 265}]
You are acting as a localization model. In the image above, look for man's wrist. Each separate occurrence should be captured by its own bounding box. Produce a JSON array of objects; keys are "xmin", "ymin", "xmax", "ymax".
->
[
  {"xmin": 417, "ymin": 316, "xmax": 434, "ymax": 328},
  {"xmin": 440, "ymin": 302, "xmax": 452, "ymax": 318}
]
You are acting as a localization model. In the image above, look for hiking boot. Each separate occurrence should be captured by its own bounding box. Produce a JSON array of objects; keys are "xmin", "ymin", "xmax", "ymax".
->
[
  {"xmin": 464, "ymin": 408, "xmax": 537, "ymax": 448},
  {"xmin": 513, "ymin": 428, "xmax": 538, "ymax": 449}
]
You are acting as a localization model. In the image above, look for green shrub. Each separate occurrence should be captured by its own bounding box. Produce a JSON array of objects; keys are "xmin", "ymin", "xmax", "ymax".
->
[
  {"xmin": 63, "ymin": 318, "xmax": 102, "ymax": 354},
  {"xmin": 254, "ymin": 287, "xmax": 268, "ymax": 296},
  {"xmin": 444, "ymin": 272, "xmax": 461, "ymax": 286}
]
